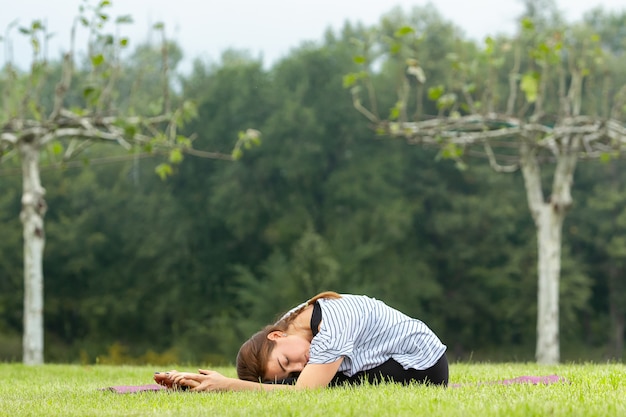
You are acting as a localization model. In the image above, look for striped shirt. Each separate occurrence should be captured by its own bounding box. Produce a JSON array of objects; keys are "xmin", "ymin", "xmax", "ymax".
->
[{"xmin": 308, "ymin": 294, "xmax": 446, "ymax": 377}]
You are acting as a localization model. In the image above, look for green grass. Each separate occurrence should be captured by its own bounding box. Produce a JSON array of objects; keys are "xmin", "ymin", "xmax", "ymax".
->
[{"xmin": 1, "ymin": 362, "xmax": 624, "ymax": 416}]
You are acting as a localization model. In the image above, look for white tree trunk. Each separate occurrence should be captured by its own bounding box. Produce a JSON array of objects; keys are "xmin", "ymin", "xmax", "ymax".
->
[
  {"xmin": 520, "ymin": 137, "xmax": 578, "ymax": 365},
  {"xmin": 19, "ymin": 139, "xmax": 47, "ymax": 365},
  {"xmin": 534, "ymin": 204, "xmax": 563, "ymax": 364}
]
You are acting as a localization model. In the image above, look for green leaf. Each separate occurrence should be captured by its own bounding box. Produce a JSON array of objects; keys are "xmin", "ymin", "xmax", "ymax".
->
[
  {"xmin": 31, "ymin": 38, "xmax": 40, "ymax": 53},
  {"xmin": 394, "ymin": 26, "xmax": 415, "ymax": 38},
  {"xmin": 169, "ymin": 148, "xmax": 183, "ymax": 164},
  {"xmin": 91, "ymin": 54, "xmax": 105, "ymax": 67},
  {"xmin": 440, "ymin": 143, "xmax": 464, "ymax": 160},
  {"xmin": 599, "ymin": 153, "xmax": 611, "ymax": 163},
  {"xmin": 428, "ymin": 85, "xmax": 445, "ymax": 101},
  {"xmin": 119, "ymin": 38, "xmax": 129, "ymax": 47},
  {"xmin": 176, "ymin": 135, "xmax": 192, "ymax": 147},
  {"xmin": 51, "ymin": 142, "xmax": 63, "ymax": 156},
  {"xmin": 181, "ymin": 100, "xmax": 198, "ymax": 122},
  {"xmin": 69, "ymin": 107, "xmax": 86, "ymax": 116},
  {"xmin": 342, "ymin": 73, "xmax": 358, "ymax": 89},
  {"xmin": 232, "ymin": 148, "xmax": 243, "ymax": 161},
  {"xmin": 83, "ymin": 86, "xmax": 96, "ymax": 98},
  {"xmin": 155, "ymin": 163, "xmax": 173, "ymax": 180},
  {"xmin": 520, "ymin": 72, "xmax": 539, "ymax": 103},
  {"xmin": 389, "ymin": 101, "xmax": 403, "ymax": 121},
  {"xmin": 353, "ymin": 55, "xmax": 366, "ymax": 64},
  {"xmin": 123, "ymin": 124, "xmax": 137, "ymax": 137},
  {"xmin": 484, "ymin": 37, "xmax": 495, "ymax": 54},
  {"xmin": 521, "ymin": 18, "xmax": 534, "ymax": 31}
]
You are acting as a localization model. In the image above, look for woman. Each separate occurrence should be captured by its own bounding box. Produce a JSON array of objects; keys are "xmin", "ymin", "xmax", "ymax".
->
[{"xmin": 155, "ymin": 292, "xmax": 448, "ymax": 391}]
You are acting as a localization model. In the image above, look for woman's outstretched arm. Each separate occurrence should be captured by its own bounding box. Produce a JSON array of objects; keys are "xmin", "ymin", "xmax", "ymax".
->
[
  {"xmin": 155, "ymin": 359, "xmax": 343, "ymax": 392},
  {"xmin": 182, "ymin": 370, "xmax": 296, "ymax": 391}
]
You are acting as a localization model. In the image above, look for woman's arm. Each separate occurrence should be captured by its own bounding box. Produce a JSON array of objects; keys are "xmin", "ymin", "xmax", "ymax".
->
[
  {"xmin": 158, "ymin": 358, "xmax": 343, "ymax": 392},
  {"xmin": 190, "ymin": 370, "xmax": 295, "ymax": 392},
  {"xmin": 160, "ymin": 370, "xmax": 294, "ymax": 392},
  {"xmin": 294, "ymin": 358, "xmax": 343, "ymax": 389}
]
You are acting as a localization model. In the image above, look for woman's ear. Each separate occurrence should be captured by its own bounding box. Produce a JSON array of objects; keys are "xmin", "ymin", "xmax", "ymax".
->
[{"xmin": 267, "ymin": 331, "xmax": 284, "ymax": 341}]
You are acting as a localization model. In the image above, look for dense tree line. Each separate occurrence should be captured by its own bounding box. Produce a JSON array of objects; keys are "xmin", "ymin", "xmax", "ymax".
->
[{"xmin": 1, "ymin": 3, "xmax": 625, "ymax": 364}]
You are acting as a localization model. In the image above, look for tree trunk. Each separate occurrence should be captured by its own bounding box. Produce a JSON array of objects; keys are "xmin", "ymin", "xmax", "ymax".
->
[
  {"xmin": 534, "ymin": 204, "xmax": 563, "ymax": 364},
  {"xmin": 19, "ymin": 138, "xmax": 47, "ymax": 365},
  {"xmin": 520, "ymin": 138, "xmax": 578, "ymax": 364}
]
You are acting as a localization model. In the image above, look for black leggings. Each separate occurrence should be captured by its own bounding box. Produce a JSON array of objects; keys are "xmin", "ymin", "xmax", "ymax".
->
[
  {"xmin": 270, "ymin": 353, "xmax": 448, "ymax": 387},
  {"xmin": 330, "ymin": 353, "xmax": 449, "ymax": 387}
]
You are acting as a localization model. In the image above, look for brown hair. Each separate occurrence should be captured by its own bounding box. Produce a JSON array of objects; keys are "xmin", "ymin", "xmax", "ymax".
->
[{"xmin": 236, "ymin": 291, "xmax": 341, "ymax": 382}]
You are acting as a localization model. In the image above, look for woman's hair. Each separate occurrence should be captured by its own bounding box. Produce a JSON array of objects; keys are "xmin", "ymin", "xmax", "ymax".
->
[{"xmin": 236, "ymin": 291, "xmax": 341, "ymax": 382}]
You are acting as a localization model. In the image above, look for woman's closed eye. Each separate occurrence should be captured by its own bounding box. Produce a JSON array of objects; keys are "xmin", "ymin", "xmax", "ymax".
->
[{"xmin": 278, "ymin": 357, "xmax": 288, "ymax": 374}]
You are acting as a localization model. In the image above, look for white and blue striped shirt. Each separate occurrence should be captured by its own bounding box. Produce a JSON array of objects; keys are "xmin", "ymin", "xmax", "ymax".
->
[{"xmin": 308, "ymin": 294, "xmax": 446, "ymax": 377}]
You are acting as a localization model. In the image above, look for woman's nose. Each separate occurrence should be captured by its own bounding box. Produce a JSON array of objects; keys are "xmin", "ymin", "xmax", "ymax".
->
[{"xmin": 291, "ymin": 362, "xmax": 305, "ymax": 372}]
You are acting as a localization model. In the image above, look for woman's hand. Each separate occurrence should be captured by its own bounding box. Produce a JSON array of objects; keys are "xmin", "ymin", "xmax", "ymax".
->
[
  {"xmin": 154, "ymin": 370, "xmax": 179, "ymax": 389},
  {"xmin": 153, "ymin": 369, "xmax": 232, "ymax": 392},
  {"xmin": 183, "ymin": 369, "xmax": 231, "ymax": 392},
  {"xmin": 153, "ymin": 370, "xmax": 200, "ymax": 390}
]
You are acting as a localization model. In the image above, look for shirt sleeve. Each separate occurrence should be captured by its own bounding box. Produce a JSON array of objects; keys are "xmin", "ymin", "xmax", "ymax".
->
[{"xmin": 307, "ymin": 300, "xmax": 357, "ymax": 364}]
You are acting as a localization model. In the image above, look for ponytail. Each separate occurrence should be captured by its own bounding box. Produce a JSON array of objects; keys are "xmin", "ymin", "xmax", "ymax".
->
[
  {"xmin": 308, "ymin": 291, "xmax": 341, "ymax": 304},
  {"xmin": 279, "ymin": 291, "xmax": 341, "ymax": 324}
]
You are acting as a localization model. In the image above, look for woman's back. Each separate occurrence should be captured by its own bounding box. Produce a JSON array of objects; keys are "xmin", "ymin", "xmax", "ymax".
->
[{"xmin": 310, "ymin": 294, "xmax": 446, "ymax": 376}]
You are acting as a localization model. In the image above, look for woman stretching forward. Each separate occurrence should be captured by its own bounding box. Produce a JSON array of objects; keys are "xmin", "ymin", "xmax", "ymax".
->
[{"xmin": 155, "ymin": 292, "xmax": 448, "ymax": 391}]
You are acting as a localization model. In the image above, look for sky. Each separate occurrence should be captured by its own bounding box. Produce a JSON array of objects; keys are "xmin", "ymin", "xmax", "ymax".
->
[{"xmin": 1, "ymin": 0, "xmax": 625, "ymax": 72}]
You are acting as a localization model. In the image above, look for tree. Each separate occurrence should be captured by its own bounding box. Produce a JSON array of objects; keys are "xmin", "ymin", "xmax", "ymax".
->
[
  {"xmin": 0, "ymin": 1, "xmax": 257, "ymax": 364},
  {"xmin": 345, "ymin": 8, "xmax": 626, "ymax": 364}
]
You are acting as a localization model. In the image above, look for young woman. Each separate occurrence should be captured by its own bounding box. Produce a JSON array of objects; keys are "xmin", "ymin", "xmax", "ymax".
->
[{"xmin": 154, "ymin": 292, "xmax": 448, "ymax": 391}]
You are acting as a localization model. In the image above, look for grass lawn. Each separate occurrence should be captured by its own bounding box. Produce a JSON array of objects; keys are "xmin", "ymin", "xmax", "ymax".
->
[{"xmin": 1, "ymin": 362, "xmax": 624, "ymax": 416}]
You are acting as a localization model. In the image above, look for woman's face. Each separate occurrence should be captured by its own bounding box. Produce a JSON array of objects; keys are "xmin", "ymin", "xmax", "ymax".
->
[{"xmin": 264, "ymin": 331, "xmax": 311, "ymax": 381}]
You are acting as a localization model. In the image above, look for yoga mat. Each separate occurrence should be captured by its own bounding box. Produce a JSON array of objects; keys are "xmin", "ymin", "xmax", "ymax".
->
[
  {"xmin": 449, "ymin": 374, "xmax": 568, "ymax": 388},
  {"xmin": 103, "ymin": 384, "xmax": 166, "ymax": 394}
]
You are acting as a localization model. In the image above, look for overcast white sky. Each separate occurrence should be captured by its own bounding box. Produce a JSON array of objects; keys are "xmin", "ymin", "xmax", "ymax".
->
[{"xmin": 1, "ymin": 0, "xmax": 625, "ymax": 72}]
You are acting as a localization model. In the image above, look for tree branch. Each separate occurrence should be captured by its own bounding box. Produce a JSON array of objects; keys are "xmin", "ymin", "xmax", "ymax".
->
[
  {"xmin": 482, "ymin": 141, "xmax": 519, "ymax": 173},
  {"xmin": 520, "ymin": 139, "xmax": 545, "ymax": 223}
]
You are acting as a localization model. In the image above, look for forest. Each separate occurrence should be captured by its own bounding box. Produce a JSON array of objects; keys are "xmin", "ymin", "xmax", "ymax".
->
[{"xmin": 1, "ymin": 1, "xmax": 625, "ymax": 365}]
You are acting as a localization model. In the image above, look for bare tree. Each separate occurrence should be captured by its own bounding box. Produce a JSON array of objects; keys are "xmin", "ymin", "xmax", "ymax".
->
[
  {"xmin": 346, "ymin": 18, "xmax": 626, "ymax": 364},
  {"xmin": 0, "ymin": 1, "xmax": 259, "ymax": 364}
]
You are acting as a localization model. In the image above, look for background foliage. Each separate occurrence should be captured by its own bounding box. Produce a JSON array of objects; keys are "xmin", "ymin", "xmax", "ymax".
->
[{"xmin": 1, "ymin": 2, "xmax": 625, "ymax": 364}]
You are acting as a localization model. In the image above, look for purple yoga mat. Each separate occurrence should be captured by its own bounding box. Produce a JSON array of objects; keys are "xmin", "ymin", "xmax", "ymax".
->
[
  {"xmin": 104, "ymin": 375, "xmax": 568, "ymax": 393},
  {"xmin": 449, "ymin": 374, "xmax": 568, "ymax": 388},
  {"xmin": 103, "ymin": 384, "xmax": 167, "ymax": 394}
]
